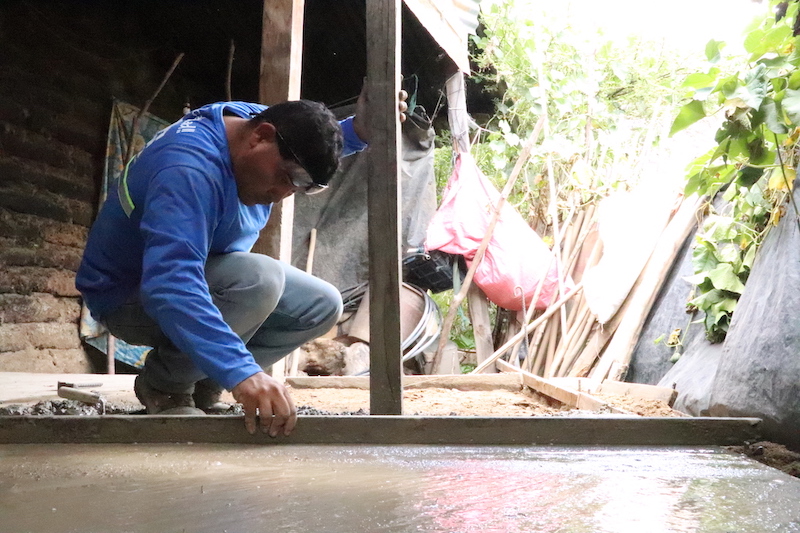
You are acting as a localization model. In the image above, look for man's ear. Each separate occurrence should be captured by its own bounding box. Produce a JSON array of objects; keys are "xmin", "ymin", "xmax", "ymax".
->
[{"xmin": 252, "ymin": 121, "xmax": 277, "ymax": 145}]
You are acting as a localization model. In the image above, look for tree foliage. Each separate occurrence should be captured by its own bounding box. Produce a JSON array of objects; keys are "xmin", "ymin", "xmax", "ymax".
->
[
  {"xmin": 465, "ymin": 0, "xmax": 703, "ymax": 222},
  {"xmin": 672, "ymin": 0, "xmax": 798, "ymax": 342}
]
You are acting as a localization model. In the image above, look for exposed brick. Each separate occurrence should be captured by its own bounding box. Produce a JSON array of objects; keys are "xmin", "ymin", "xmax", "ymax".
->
[
  {"xmin": 0, "ymin": 267, "xmax": 79, "ymax": 297},
  {"xmin": 0, "ymin": 322, "xmax": 81, "ymax": 352},
  {"xmin": 0, "ymin": 156, "xmax": 94, "ymax": 202},
  {"xmin": 0, "ymin": 185, "xmax": 93, "ymax": 227},
  {"xmin": 0, "ymin": 293, "xmax": 80, "ymax": 324},
  {"xmin": 0, "ymin": 121, "xmax": 95, "ymax": 176},
  {"xmin": 0, "ymin": 237, "xmax": 83, "ymax": 271},
  {"xmin": 0, "ymin": 208, "xmax": 88, "ymax": 248},
  {"xmin": 0, "ymin": 346, "xmax": 91, "ymax": 373}
]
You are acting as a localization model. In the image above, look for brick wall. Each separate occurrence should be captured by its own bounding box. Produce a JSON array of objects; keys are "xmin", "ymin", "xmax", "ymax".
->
[{"xmin": 0, "ymin": 2, "xmax": 248, "ymax": 373}]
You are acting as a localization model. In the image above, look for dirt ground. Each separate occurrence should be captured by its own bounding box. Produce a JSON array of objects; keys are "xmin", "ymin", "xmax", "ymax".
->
[
  {"xmin": 0, "ymin": 377, "xmax": 681, "ymax": 418},
  {"xmin": 727, "ymin": 441, "xmax": 800, "ymax": 478},
  {"xmin": 289, "ymin": 386, "xmax": 681, "ymax": 417}
]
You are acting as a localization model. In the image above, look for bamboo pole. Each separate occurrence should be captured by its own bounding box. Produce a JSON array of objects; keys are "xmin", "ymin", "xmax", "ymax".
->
[
  {"xmin": 432, "ymin": 117, "xmax": 546, "ymax": 372},
  {"xmin": 124, "ymin": 53, "xmax": 185, "ymax": 165},
  {"xmin": 543, "ymin": 316, "xmax": 560, "ymax": 377},
  {"xmin": 557, "ymin": 313, "xmax": 596, "ymax": 377},
  {"xmin": 226, "ymin": 39, "xmax": 235, "ymax": 101},
  {"xmin": 530, "ymin": 319, "xmax": 551, "ymax": 375},
  {"xmin": 536, "ymin": 61, "xmax": 569, "ymax": 338},
  {"xmin": 550, "ymin": 297, "xmax": 590, "ymax": 376},
  {"xmin": 470, "ymin": 282, "xmax": 583, "ymax": 374}
]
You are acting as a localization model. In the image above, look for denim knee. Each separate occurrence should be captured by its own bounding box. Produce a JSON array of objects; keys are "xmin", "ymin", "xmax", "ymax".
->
[{"xmin": 207, "ymin": 252, "xmax": 285, "ymax": 320}]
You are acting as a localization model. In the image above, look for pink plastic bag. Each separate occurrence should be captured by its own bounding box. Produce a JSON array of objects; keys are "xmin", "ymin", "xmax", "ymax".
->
[{"xmin": 426, "ymin": 153, "xmax": 563, "ymax": 311}]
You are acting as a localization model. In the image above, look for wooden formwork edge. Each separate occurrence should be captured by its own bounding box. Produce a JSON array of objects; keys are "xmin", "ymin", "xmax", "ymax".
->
[
  {"xmin": 495, "ymin": 359, "xmax": 632, "ymax": 414},
  {"xmin": 0, "ymin": 415, "xmax": 761, "ymax": 446},
  {"xmin": 286, "ymin": 374, "xmax": 523, "ymax": 391}
]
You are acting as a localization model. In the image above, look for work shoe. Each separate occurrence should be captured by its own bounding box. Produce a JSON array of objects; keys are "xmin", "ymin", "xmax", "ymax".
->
[
  {"xmin": 134, "ymin": 375, "xmax": 205, "ymax": 415},
  {"xmin": 192, "ymin": 378, "xmax": 233, "ymax": 414}
]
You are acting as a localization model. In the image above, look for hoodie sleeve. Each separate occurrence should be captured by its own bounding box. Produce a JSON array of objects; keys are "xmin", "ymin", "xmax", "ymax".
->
[
  {"xmin": 137, "ymin": 164, "xmax": 263, "ymax": 390},
  {"xmin": 339, "ymin": 116, "xmax": 368, "ymax": 156}
]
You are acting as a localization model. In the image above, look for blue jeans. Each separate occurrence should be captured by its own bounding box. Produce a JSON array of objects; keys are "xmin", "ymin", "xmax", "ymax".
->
[{"xmin": 103, "ymin": 252, "xmax": 342, "ymax": 394}]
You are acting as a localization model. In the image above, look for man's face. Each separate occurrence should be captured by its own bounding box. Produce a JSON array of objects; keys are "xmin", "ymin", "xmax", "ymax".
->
[{"xmin": 232, "ymin": 122, "xmax": 311, "ymax": 206}]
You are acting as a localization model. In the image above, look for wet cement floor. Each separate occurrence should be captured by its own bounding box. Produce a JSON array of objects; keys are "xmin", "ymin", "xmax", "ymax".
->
[{"xmin": 1, "ymin": 444, "xmax": 799, "ymax": 533}]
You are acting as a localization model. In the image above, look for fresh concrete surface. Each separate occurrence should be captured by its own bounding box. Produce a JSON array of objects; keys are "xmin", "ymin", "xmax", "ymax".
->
[{"xmin": 1, "ymin": 444, "xmax": 798, "ymax": 532}]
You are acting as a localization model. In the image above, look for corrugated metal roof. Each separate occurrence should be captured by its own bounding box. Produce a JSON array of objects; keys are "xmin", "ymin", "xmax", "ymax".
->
[{"xmin": 403, "ymin": 0, "xmax": 481, "ymax": 72}]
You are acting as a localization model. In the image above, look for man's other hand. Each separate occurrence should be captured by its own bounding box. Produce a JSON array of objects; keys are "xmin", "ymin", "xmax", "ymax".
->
[
  {"xmin": 352, "ymin": 80, "xmax": 409, "ymax": 143},
  {"xmin": 231, "ymin": 372, "xmax": 297, "ymax": 437}
]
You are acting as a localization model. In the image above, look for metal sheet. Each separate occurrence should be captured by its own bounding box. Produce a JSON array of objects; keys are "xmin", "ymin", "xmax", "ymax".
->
[{"xmin": 403, "ymin": 0, "xmax": 480, "ymax": 72}]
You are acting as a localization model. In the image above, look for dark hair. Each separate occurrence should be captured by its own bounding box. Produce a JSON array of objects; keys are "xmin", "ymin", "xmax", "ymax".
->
[{"xmin": 250, "ymin": 100, "xmax": 343, "ymax": 185}]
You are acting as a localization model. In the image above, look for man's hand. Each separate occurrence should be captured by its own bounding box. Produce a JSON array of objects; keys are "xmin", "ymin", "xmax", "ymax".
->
[
  {"xmin": 352, "ymin": 81, "xmax": 409, "ymax": 143},
  {"xmin": 231, "ymin": 372, "xmax": 297, "ymax": 437}
]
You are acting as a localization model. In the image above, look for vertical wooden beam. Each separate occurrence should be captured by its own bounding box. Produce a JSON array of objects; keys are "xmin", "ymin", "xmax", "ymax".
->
[
  {"xmin": 255, "ymin": 0, "xmax": 304, "ymax": 381},
  {"xmin": 367, "ymin": 0, "xmax": 403, "ymax": 415},
  {"xmin": 252, "ymin": 0, "xmax": 305, "ymax": 261},
  {"xmin": 467, "ymin": 284, "xmax": 495, "ymax": 373}
]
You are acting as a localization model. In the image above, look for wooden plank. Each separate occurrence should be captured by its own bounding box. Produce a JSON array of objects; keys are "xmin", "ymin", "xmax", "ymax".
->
[
  {"xmin": 548, "ymin": 377, "xmax": 600, "ymax": 394},
  {"xmin": 253, "ymin": 0, "xmax": 305, "ymax": 380},
  {"xmin": 592, "ymin": 195, "xmax": 703, "ymax": 382},
  {"xmin": 287, "ymin": 374, "xmax": 522, "ymax": 391},
  {"xmin": 599, "ymin": 380, "xmax": 679, "ymax": 407},
  {"xmin": 0, "ymin": 415, "xmax": 762, "ymax": 446},
  {"xmin": 366, "ymin": 0, "xmax": 403, "ymax": 415},
  {"xmin": 496, "ymin": 359, "xmax": 629, "ymax": 413},
  {"xmin": 252, "ymin": 0, "xmax": 304, "ymax": 261},
  {"xmin": 467, "ymin": 284, "xmax": 495, "ymax": 373}
]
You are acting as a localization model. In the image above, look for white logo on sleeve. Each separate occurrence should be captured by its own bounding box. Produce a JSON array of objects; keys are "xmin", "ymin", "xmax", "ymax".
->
[{"xmin": 177, "ymin": 118, "xmax": 203, "ymax": 134}]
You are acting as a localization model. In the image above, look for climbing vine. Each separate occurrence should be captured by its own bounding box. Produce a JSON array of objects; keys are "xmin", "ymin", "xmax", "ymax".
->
[{"xmin": 671, "ymin": 0, "xmax": 799, "ymax": 343}]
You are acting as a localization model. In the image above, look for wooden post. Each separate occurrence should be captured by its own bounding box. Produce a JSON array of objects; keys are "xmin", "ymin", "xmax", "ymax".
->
[
  {"xmin": 367, "ymin": 0, "xmax": 403, "ymax": 415},
  {"xmin": 467, "ymin": 284, "xmax": 494, "ymax": 373},
  {"xmin": 252, "ymin": 0, "xmax": 305, "ymax": 261},
  {"xmin": 254, "ymin": 0, "xmax": 305, "ymax": 381}
]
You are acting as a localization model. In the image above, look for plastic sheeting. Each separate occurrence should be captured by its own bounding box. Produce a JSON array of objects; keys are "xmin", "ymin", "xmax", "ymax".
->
[
  {"xmin": 583, "ymin": 179, "xmax": 679, "ymax": 324},
  {"xmin": 426, "ymin": 152, "xmax": 561, "ymax": 311},
  {"xmin": 291, "ymin": 110, "xmax": 437, "ymax": 291},
  {"xmin": 631, "ymin": 189, "xmax": 800, "ymax": 448}
]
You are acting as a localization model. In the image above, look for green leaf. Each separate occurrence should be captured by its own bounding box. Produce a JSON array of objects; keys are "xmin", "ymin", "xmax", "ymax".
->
[
  {"xmin": 707, "ymin": 263, "xmax": 747, "ymax": 293},
  {"xmin": 737, "ymin": 166, "xmax": 764, "ymax": 188},
  {"xmin": 782, "ymin": 88, "xmax": 800, "ymax": 125},
  {"xmin": 692, "ymin": 241, "xmax": 719, "ymax": 273},
  {"xmin": 762, "ymin": 98, "xmax": 789, "ymax": 134},
  {"xmin": 789, "ymin": 70, "xmax": 800, "ymax": 91},
  {"xmin": 670, "ymin": 100, "xmax": 705, "ymax": 136},
  {"xmin": 715, "ymin": 75, "xmax": 740, "ymax": 98},
  {"xmin": 742, "ymin": 244, "xmax": 758, "ymax": 269},
  {"xmin": 708, "ymin": 215, "xmax": 739, "ymax": 241},
  {"xmin": 743, "ymin": 29, "xmax": 764, "ymax": 54},
  {"xmin": 705, "ymin": 39, "xmax": 725, "ymax": 63},
  {"xmin": 689, "ymin": 288, "xmax": 726, "ymax": 308},
  {"xmin": 716, "ymin": 242, "xmax": 742, "ymax": 264},
  {"xmin": 683, "ymin": 72, "xmax": 718, "ymax": 89},
  {"xmin": 707, "ymin": 299, "xmax": 737, "ymax": 326},
  {"xmin": 734, "ymin": 64, "xmax": 768, "ymax": 109}
]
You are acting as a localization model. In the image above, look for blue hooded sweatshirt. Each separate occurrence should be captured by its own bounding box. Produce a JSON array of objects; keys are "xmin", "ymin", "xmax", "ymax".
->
[{"xmin": 76, "ymin": 101, "xmax": 366, "ymax": 390}]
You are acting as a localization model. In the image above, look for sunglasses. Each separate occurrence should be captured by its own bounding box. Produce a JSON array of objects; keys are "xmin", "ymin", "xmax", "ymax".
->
[{"xmin": 275, "ymin": 129, "xmax": 328, "ymax": 195}]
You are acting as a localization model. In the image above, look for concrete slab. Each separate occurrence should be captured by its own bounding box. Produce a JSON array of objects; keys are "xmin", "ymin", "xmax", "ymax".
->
[{"xmin": 1, "ymin": 444, "xmax": 798, "ymax": 532}]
